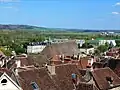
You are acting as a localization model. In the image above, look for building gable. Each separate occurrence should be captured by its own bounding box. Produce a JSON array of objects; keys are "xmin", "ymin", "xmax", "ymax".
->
[{"xmin": 0, "ymin": 72, "xmax": 22, "ymax": 90}]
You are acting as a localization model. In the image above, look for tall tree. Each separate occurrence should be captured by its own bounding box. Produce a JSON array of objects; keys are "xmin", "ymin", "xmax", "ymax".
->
[{"xmin": 97, "ymin": 45, "xmax": 108, "ymax": 53}]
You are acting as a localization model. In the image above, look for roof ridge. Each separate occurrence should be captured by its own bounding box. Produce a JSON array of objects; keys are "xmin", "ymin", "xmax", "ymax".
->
[
  {"xmin": 92, "ymin": 67, "xmax": 110, "ymax": 71},
  {"xmin": 53, "ymin": 63, "xmax": 77, "ymax": 67}
]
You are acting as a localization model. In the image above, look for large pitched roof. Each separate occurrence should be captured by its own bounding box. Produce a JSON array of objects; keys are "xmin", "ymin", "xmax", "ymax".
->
[
  {"xmin": 27, "ymin": 41, "xmax": 80, "ymax": 67},
  {"xmin": 112, "ymin": 60, "xmax": 120, "ymax": 77},
  {"xmin": 2, "ymin": 56, "xmax": 34, "ymax": 70},
  {"xmin": 51, "ymin": 64, "xmax": 82, "ymax": 90},
  {"xmin": 92, "ymin": 67, "xmax": 120, "ymax": 90},
  {"xmin": 17, "ymin": 64, "xmax": 82, "ymax": 90},
  {"xmin": 76, "ymin": 82, "xmax": 99, "ymax": 90},
  {"xmin": 18, "ymin": 67, "xmax": 59, "ymax": 90},
  {"xmin": 40, "ymin": 41, "xmax": 79, "ymax": 60},
  {"xmin": 27, "ymin": 55, "xmax": 48, "ymax": 67}
]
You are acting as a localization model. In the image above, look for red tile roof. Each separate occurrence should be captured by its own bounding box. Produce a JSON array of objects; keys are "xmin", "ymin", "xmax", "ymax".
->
[
  {"xmin": 18, "ymin": 63, "xmax": 83, "ymax": 90},
  {"xmin": 52, "ymin": 64, "xmax": 82, "ymax": 90},
  {"xmin": 114, "ymin": 61, "xmax": 120, "ymax": 77},
  {"xmin": 76, "ymin": 82, "xmax": 99, "ymax": 90},
  {"xmin": 92, "ymin": 62, "xmax": 104, "ymax": 69},
  {"xmin": 18, "ymin": 67, "xmax": 59, "ymax": 90},
  {"xmin": 92, "ymin": 67, "xmax": 120, "ymax": 90},
  {"xmin": 0, "ymin": 68, "xmax": 12, "ymax": 76},
  {"xmin": 40, "ymin": 41, "xmax": 80, "ymax": 61},
  {"xmin": 15, "ymin": 56, "xmax": 34, "ymax": 67},
  {"xmin": 27, "ymin": 55, "xmax": 48, "ymax": 67}
]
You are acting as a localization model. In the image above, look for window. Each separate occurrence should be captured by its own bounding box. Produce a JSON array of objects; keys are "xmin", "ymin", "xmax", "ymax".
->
[
  {"xmin": 1, "ymin": 79, "xmax": 7, "ymax": 85},
  {"xmin": 31, "ymin": 82, "xmax": 39, "ymax": 90}
]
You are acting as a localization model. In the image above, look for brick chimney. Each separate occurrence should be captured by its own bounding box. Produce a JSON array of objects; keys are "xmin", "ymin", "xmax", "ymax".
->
[
  {"xmin": 15, "ymin": 68, "xmax": 19, "ymax": 76},
  {"xmin": 77, "ymin": 53, "xmax": 81, "ymax": 60},
  {"xmin": 48, "ymin": 65, "xmax": 56, "ymax": 75},
  {"xmin": 0, "ymin": 61, "xmax": 2, "ymax": 67}
]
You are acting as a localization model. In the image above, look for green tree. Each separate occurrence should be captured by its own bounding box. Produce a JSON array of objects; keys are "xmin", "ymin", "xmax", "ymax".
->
[
  {"xmin": 109, "ymin": 42, "xmax": 114, "ymax": 49},
  {"xmin": 0, "ymin": 47, "xmax": 11, "ymax": 56},
  {"xmin": 14, "ymin": 46, "xmax": 25, "ymax": 54},
  {"xmin": 81, "ymin": 42, "xmax": 93, "ymax": 48},
  {"xmin": 94, "ymin": 49, "xmax": 100, "ymax": 56},
  {"xmin": 105, "ymin": 42, "xmax": 109, "ymax": 48},
  {"xmin": 97, "ymin": 45, "xmax": 108, "ymax": 53},
  {"xmin": 116, "ymin": 40, "xmax": 120, "ymax": 47}
]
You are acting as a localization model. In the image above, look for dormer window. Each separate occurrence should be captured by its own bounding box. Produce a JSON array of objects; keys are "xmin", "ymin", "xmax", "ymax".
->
[
  {"xmin": 106, "ymin": 76, "xmax": 113, "ymax": 87},
  {"xmin": 31, "ymin": 82, "xmax": 39, "ymax": 90},
  {"xmin": 1, "ymin": 79, "xmax": 7, "ymax": 85}
]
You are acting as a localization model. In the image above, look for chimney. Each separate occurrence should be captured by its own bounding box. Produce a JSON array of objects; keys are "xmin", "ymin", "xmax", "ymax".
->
[
  {"xmin": 77, "ymin": 53, "xmax": 81, "ymax": 60},
  {"xmin": 90, "ymin": 58, "xmax": 94, "ymax": 66},
  {"xmin": 0, "ymin": 61, "xmax": 2, "ymax": 67},
  {"xmin": 2, "ymin": 59, "xmax": 5, "ymax": 67},
  {"xmin": 83, "ymin": 70, "xmax": 91, "ymax": 82},
  {"xmin": 15, "ymin": 60, "xmax": 21, "ymax": 68},
  {"xmin": 48, "ymin": 65, "xmax": 56, "ymax": 75},
  {"xmin": 61, "ymin": 54, "xmax": 64, "ymax": 63},
  {"xmin": 73, "ymin": 54, "xmax": 77, "ymax": 59},
  {"xmin": 45, "ymin": 63, "xmax": 48, "ymax": 68},
  {"xmin": 61, "ymin": 54, "xmax": 64, "ymax": 60},
  {"xmin": 14, "ymin": 68, "xmax": 19, "ymax": 76}
]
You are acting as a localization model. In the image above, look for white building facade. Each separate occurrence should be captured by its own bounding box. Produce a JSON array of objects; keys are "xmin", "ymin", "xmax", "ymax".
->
[
  {"xmin": 0, "ymin": 73, "xmax": 22, "ymax": 90},
  {"xmin": 76, "ymin": 40, "xmax": 85, "ymax": 47},
  {"xmin": 99, "ymin": 40, "xmax": 116, "ymax": 46},
  {"xmin": 27, "ymin": 45, "xmax": 46, "ymax": 54},
  {"xmin": 79, "ymin": 48, "xmax": 94, "ymax": 55}
]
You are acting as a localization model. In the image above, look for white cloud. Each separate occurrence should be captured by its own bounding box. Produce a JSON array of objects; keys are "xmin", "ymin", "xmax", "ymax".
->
[
  {"xmin": 0, "ymin": 0, "xmax": 20, "ymax": 3},
  {"xmin": 114, "ymin": 2, "xmax": 120, "ymax": 6},
  {"xmin": 112, "ymin": 12, "xmax": 120, "ymax": 15},
  {"xmin": 0, "ymin": 6, "xmax": 19, "ymax": 11},
  {"xmin": 0, "ymin": 0, "xmax": 20, "ymax": 11},
  {"xmin": 3, "ymin": 6, "xmax": 14, "ymax": 8}
]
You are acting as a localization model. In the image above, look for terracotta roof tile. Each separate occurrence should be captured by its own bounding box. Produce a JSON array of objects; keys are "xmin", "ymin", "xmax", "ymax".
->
[
  {"xmin": 77, "ymin": 82, "xmax": 98, "ymax": 90},
  {"xmin": 18, "ymin": 67, "xmax": 59, "ymax": 90},
  {"xmin": 92, "ymin": 67, "xmax": 120, "ymax": 90},
  {"xmin": 40, "ymin": 41, "xmax": 79, "ymax": 60},
  {"xmin": 52, "ymin": 64, "xmax": 82, "ymax": 90}
]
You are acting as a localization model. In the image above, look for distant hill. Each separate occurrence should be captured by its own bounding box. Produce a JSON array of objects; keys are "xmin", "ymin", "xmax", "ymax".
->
[
  {"xmin": 0, "ymin": 24, "xmax": 119, "ymax": 33},
  {"xmin": 0, "ymin": 24, "xmax": 50, "ymax": 30}
]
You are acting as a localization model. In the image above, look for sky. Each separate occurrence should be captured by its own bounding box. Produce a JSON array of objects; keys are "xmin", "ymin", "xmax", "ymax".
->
[{"xmin": 0, "ymin": 0, "xmax": 120, "ymax": 30}]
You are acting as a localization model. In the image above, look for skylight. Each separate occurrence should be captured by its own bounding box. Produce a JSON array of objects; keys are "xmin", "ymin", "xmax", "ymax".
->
[{"xmin": 31, "ymin": 82, "xmax": 39, "ymax": 90}]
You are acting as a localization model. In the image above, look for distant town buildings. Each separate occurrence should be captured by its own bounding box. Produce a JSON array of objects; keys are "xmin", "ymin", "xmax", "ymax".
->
[
  {"xmin": 52, "ymin": 38, "xmax": 69, "ymax": 43},
  {"xmin": 0, "ymin": 40, "xmax": 120, "ymax": 90},
  {"xmin": 79, "ymin": 48, "xmax": 95, "ymax": 55},
  {"xmin": 76, "ymin": 40, "xmax": 85, "ymax": 47},
  {"xmin": 27, "ymin": 39, "xmax": 72, "ymax": 54},
  {"xmin": 88, "ymin": 38, "xmax": 116, "ymax": 47},
  {"xmin": 100, "ymin": 32, "xmax": 115, "ymax": 36},
  {"xmin": 99, "ymin": 40, "xmax": 116, "ymax": 46}
]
